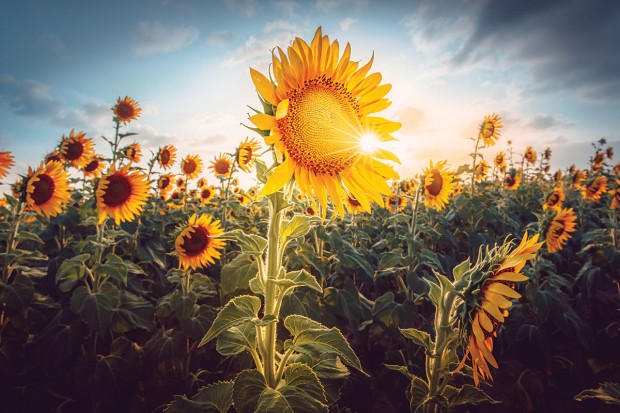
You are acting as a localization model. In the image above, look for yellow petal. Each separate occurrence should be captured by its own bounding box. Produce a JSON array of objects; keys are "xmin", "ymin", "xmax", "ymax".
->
[
  {"xmin": 478, "ymin": 310, "xmax": 494, "ymax": 332},
  {"xmin": 481, "ymin": 301, "xmax": 504, "ymax": 322},
  {"xmin": 249, "ymin": 68, "xmax": 278, "ymax": 105},
  {"xmin": 276, "ymin": 99, "xmax": 289, "ymax": 120},
  {"xmin": 493, "ymin": 271, "xmax": 528, "ymax": 282},
  {"xmin": 260, "ymin": 158, "xmax": 294, "ymax": 195},
  {"xmin": 487, "ymin": 282, "xmax": 521, "ymax": 299},
  {"xmin": 249, "ymin": 114, "xmax": 277, "ymax": 131}
]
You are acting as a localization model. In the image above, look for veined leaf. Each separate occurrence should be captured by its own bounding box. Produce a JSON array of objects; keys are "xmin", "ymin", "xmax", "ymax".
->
[
  {"xmin": 199, "ymin": 295, "xmax": 261, "ymax": 347},
  {"xmin": 400, "ymin": 328, "xmax": 432, "ymax": 351},
  {"xmin": 164, "ymin": 381, "xmax": 234, "ymax": 413},
  {"xmin": 220, "ymin": 230, "xmax": 267, "ymax": 255},
  {"xmin": 216, "ymin": 322, "xmax": 256, "ymax": 356},
  {"xmin": 274, "ymin": 269, "xmax": 322, "ymax": 294},
  {"xmin": 281, "ymin": 215, "xmax": 320, "ymax": 246},
  {"xmin": 70, "ymin": 283, "xmax": 120, "ymax": 337}
]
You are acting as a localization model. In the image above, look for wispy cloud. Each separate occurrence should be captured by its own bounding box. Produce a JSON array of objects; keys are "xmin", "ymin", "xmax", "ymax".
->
[
  {"xmin": 206, "ymin": 31, "xmax": 235, "ymax": 47},
  {"xmin": 0, "ymin": 74, "xmax": 61, "ymax": 121},
  {"xmin": 339, "ymin": 17, "xmax": 357, "ymax": 32},
  {"xmin": 225, "ymin": 0, "xmax": 259, "ymax": 17},
  {"xmin": 271, "ymin": 0, "xmax": 298, "ymax": 17},
  {"xmin": 315, "ymin": 0, "xmax": 367, "ymax": 12},
  {"xmin": 133, "ymin": 21, "xmax": 199, "ymax": 56}
]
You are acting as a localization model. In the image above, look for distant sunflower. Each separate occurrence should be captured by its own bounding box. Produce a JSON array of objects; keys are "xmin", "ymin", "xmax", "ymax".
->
[
  {"xmin": 614, "ymin": 162, "xmax": 620, "ymax": 174},
  {"xmin": 197, "ymin": 177, "xmax": 208, "ymax": 189},
  {"xmin": 610, "ymin": 180, "xmax": 620, "ymax": 209},
  {"xmin": 423, "ymin": 160, "xmax": 453, "ymax": 211},
  {"xmin": 475, "ymin": 160, "xmax": 489, "ymax": 181},
  {"xmin": 553, "ymin": 170, "xmax": 563, "ymax": 184},
  {"xmin": 236, "ymin": 193, "xmax": 249, "ymax": 206},
  {"xmin": 0, "ymin": 151, "xmax": 15, "ymax": 180},
  {"xmin": 96, "ymin": 166, "xmax": 150, "ymax": 225},
  {"xmin": 124, "ymin": 142, "xmax": 142, "ymax": 163},
  {"xmin": 44, "ymin": 150, "xmax": 62, "ymax": 164},
  {"xmin": 494, "ymin": 152, "xmax": 506, "ymax": 172},
  {"xmin": 582, "ymin": 176, "xmax": 607, "ymax": 202},
  {"xmin": 592, "ymin": 152, "xmax": 605, "ymax": 170},
  {"xmin": 237, "ymin": 137, "xmax": 261, "ymax": 173},
  {"xmin": 505, "ymin": 169, "xmax": 521, "ymax": 190},
  {"xmin": 209, "ymin": 153, "xmax": 233, "ymax": 178},
  {"xmin": 60, "ymin": 129, "xmax": 95, "ymax": 169},
  {"xmin": 158, "ymin": 174, "xmax": 173, "ymax": 193},
  {"xmin": 542, "ymin": 187, "xmax": 565, "ymax": 211},
  {"xmin": 249, "ymin": 27, "xmax": 401, "ymax": 217},
  {"xmin": 571, "ymin": 169, "xmax": 586, "ymax": 189},
  {"xmin": 344, "ymin": 195, "xmax": 365, "ymax": 214},
  {"xmin": 181, "ymin": 154, "xmax": 203, "ymax": 180},
  {"xmin": 543, "ymin": 147, "xmax": 552, "ymax": 161},
  {"xmin": 158, "ymin": 145, "xmax": 177, "ymax": 169},
  {"xmin": 113, "ymin": 96, "xmax": 141, "ymax": 124},
  {"xmin": 606, "ymin": 147, "xmax": 614, "ymax": 160},
  {"xmin": 199, "ymin": 186, "xmax": 216, "ymax": 205},
  {"xmin": 176, "ymin": 176, "xmax": 186, "ymax": 189},
  {"xmin": 83, "ymin": 156, "xmax": 107, "ymax": 179},
  {"xmin": 525, "ymin": 146, "xmax": 537, "ymax": 165},
  {"xmin": 478, "ymin": 114, "xmax": 502, "ymax": 147},
  {"xmin": 386, "ymin": 194, "xmax": 407, "ymax": 212},
  {"xmin": 400, "ymin": 178, "xmax": 417, "ymax": 196},
  {"xmin": 545, "ymin": 208, "xmax": 577, "ymax": 253},
  {"xmin": 175, "ymin": 214, "xmax": 225, "ymax": 270},
  {"xmin": 25, "ymin": 161, "xmax": 71, "ymax": 218},
  {"xmin": 304, "ymin": 205, "xmax": 318, "ymax": 216},
  {"xmin": 451, "ymin": 181, "xmax": 464, "ymax": 197}
]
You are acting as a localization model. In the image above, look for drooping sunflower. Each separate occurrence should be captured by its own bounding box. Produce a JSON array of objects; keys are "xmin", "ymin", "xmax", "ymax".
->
[
  {"xmin": 455, "ymin": 232, "xmax": 543, "ymax": 386},
  {"xmin": 542, "ymin": 187, "xmax": 565, "ymax": 211},
  {"xmin": 175, "ymin": 214, "xmax": 225, "ymax": 270},
  {"xmin": 571, "ymin": 169, "xmax": 586, "ymax": 189},
  {"xmin": 609, "ymin": 180, "xmax": 620, "ymax": 209},
  {"xmin": 209, "ymin": 153, "xmax": 233, "ymax": 178},
  {"xmin": 25, "ymin": 161, "xmax": 71, "ymax": 218},
  {"xmin": 0, "ymin": 151, "xmax": 15, "ymax": 180},
  {"xmin": 505, "ymin": 168, "xmax": 521, "ymax": 190},
  {"xmin": 524, "ymin": 146, "xmax": 537, "ymax": 165},
  {"xmin": 544, "ymin": 208, "xmax": 577, "ymax": 253},
  {"xmin": 494, "ymin": 152, "xmax": 506, "ymax": 172},
  {"xmin": 124, "ymin": 142, "xmax": 142, "ymax": 163},
  {"xmin": 158, "ymin": 145, "xmax": 177, "ymax": 169},
  {"xmin": 344, "ymin": 194, "xmax": 365, "ymax": 214},
  {"xmin": 113, "ymin": 96, "xmax": 141, "ymax": 124},
  {"xmin": 553, "ymin": 169, "xmax": 563, "ymax": 185},
  {"xmin": 181, "ymin": 154, "xmax": 203, "ymax": 180},
  {"xmin": 60, "ymin": 129, "xmax": 95, "ymax": 169},
  {"xmin": 248, "ymin": 27, "xmax": 401, "ymax": 217},
  {"xmin": 96, "ymin": 166, "xmax": 150, "ymax": 225},
  {"xmin": 543, "ymin": 147, "xmax": 552, "ymax": 161},
  {"xmin": 475, "ymin": 160, "xmax": 489, "ymax": 181},
  {"xmin": 237, "ymin": 137, "xmax": 261, "ymax": 173},
  {"xmin": 606, "ymin": 146, "xmax": 613, "ymax": 160},
  {"xmin": 478, "ymin": 114, "xmax": 502, "ymax": 147},
  {"xmin": 176, "ymin": 176, "xmax": 186, "ymax": 189},
  {"xmin": 197, "ymin": 177, "xmax": 208, "ymax": 189},
  {"xmin": 158, "ymin": 174, "xmax": 174, "ymax": 193},
  {"xmin": 582, "ymin": 176, "xmax": 607, "ymax": 202},
  {"xmin": 423, "ymin": 160, "xmax": 453, "ymax": 211},
  {"xmin": 83, "ymin": 156, "xmax": 107, "ymax": 179},
  {"xmin": 199, "ymin": 186, "xmax": 216, "ymax": 205}
]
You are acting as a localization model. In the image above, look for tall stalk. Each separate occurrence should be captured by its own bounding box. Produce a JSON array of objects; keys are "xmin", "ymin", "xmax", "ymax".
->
[{"xmin": 470, "ymin": 135, "xmax": 481, "ymax": 196}]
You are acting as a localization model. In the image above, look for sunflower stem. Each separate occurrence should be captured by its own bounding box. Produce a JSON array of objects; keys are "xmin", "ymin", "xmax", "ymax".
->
[
  {"xmin": 110, "ymin": 120, "xmax": 121, "ymax": 168},
  {"xmin": 408, "ymin": 180, "xmax": 422, "ymax": 271},
  {"xmin": 2, "ymin": 198, "xmax": 24, "ymax": 285},
  {"xmin": 470, "ymin": 135, "xmax": 481, "ymax": 196}
]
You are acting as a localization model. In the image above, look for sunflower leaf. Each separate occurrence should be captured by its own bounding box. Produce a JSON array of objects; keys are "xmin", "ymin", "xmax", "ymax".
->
[
  {"xmin": 199, "ymin": 295, "xmax": 262, "ymax": 347},
  {"xmin": 281, "ymin": 215, "xmax": 320, "ymax": 247},
  {"xmin": 164, "ymin": 380, "xmax": 234, "ymax": 413},
  {"xmin": 220, "ymin": 230, "xmax": 267, "ymax": 255},
  {"xmin": 400, "ymin": 328, "xmax": 432, "ymax": 351},
  {"xmin": 274, "ymin": 269, "xmax": 322, "ymax": 295}
]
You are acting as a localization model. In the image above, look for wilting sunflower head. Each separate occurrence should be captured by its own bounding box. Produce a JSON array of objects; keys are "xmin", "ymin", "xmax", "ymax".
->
[
  {"xmin": 505, "ymin": 168, "xmax": 521, "ymax": 190},
  {"xmin": 175, "ymin": 214, "xmax": 225, "ymax": 270},
  {"xmin": 158, "ymin": 145, "xmax": 177, "ymax": 169},
  {"xmin": 582, "ymin": 175, "xmax": 607, "ymax": 202},
  {"xmin": 96, "ymin": 166, "xmax": 150, "ymax": 225},
  {"xmin": 0, "ymin": 151, "xmax": 15, "ymax": 180},
  {"xmin": 543, "ymin": 147, "xmax": 552, "ymax": 161},
  {"xmin": 60, "ymin": 129, "xmax": 95, "ymax": 169},
  {"xmin": 454, "ymin": 232, "xmax": 543, "ymax": 386},
  {"xmin": 543, "ymin": 208, "xmax": 577, "ymax": 253},
  {"xmin": 344, "ymin": 194, "xmax": 365, "ymax": 214},
  {"xmin": 525, "ymin": 146, "xmax": 537, "ymax": 165},
  {"xmin": 248, "ymin": 26, "xmax": 401, "ymax": 218},
  {"xmin": 478, "ymin": 114, "xmax": 502, "ymax": 147},
  {"xmin": 83, "ymin": 156, "xmax": 107, "ymax": 178},
  {"xmin": 181, "ymin": 154, "xmax": 203, "ymax": 180},
  {"xmin": 237, "ymin": 137, "xmax": 261, "ymax": 173},
  {"xmin": 592, "ymin": 151, "xmax": 605, "ymax": 168},
  {"xmin": 25, "ymin": 161, "xmax": 72, "ymax": 218},
  {"xmin": 542, "ymin": 187, "xmax": 565, "ymax": 211},
  {"xmin": 113, "ymin": 96, "xmax": 141, "ymax": 124},
  {"xmin": 610, "ymin": 179, "xmax": 620, "ymax": 209},
  {"xmin": 423, "ymin": 160, "xmax": 453, "ymax": 211},
  {"xmin": 494, "ymin": 152, "xmax": 506, "ymax": 172},
  {"xmin": 124, "ymin": 142, "xmax": 142, "ymax": 163},
  {"xmin": 554, "ymin": 169, "xmax": 563, "ymax": 184},
  {"xmin": 209, "ymin": 153, "xmax": 233, "ymax": 178},
  {"xmin": 475, "ymin": 159, "xmax": 489, "ymax": 181}
]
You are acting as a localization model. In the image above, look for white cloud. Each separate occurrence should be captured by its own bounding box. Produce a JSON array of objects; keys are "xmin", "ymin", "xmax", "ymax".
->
[
  {"xmin": 315, "ymin": 0, "xmax": 367, "ymax": 12},
  {"xmin": 339, "ymin": 17, "xmax": 357, "ymax": 32},
  {"xmin": 133, "ymin": 21, "xmax": 199, "ymax": 56},
  {"xmin": 271, "ymin": 0, "xmax": 298, "ymax": 17},
  {"xmin": 206, "ymin": 31, "xmax": 235, "ymax": 47},
  {"xmin": 225, "ymin": 0, "xmax": 259, "ymax": 17}
]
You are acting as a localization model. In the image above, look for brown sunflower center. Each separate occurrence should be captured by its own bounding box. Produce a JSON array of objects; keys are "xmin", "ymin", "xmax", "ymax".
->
[
  {"xmin": 348, "ymin": 196, "xmax": 361, "ymax": 206},
  {"xmin": 426, "ymin": 170, "xmax": 443, "ymax": 196},
  {"xmin": 64, "ymin": 141, "xmax": 84, "ymax": 161},
  {"xmin": 116, "ymin": 103, "xmax": 134, "ymax": 119},
  {"xmin": 214, "ymin": 160, "xmax": 231, "ymax": 175},
  {"xmin": 553, "ymin": 225, "xmax": 565, "ymax": 237},
  {"xmin": 102, "ymin": 174, "xmax": 132, "ymax": 207},
  {"xmin": 278, "ymin": 77, "xmax": 361, "ymax": 175},
  {"xmin": 181, "ymin": 226, "xmax": 210, "ymax": 257},
  {"xmin": 201, "ymin": 188, "xmax": 212, "ymax": 199},
  {"xmin": 85, "ymin": 159, "xmax": 99, "ymax": 173},
  {"xmin": 547, "ymin": 193, "xmax": 559, "ymax": 205},
  {"xmin": 183, "ymin": 159, "xmax": 197, "ymax": 175},
  {"xmin": 506, "ymin": 176, "xmax": 515, "ymax": 186},
  {"xmin": 160, "ymin": 149, "xmax": 170, "ymax": 165},
  {"xmin": 127, "ymin": 147, "xmax": 137, "ymax": 159},
  {"xmin": 159, "ymin": 176, "xmax": 170, "ymax": 189},
  {"xmin": 31, "ymin": 174, "xmax": 55, "ymax": 205},
  {"xmin": 483, "ymin": 123, "xmax": 495, "ymax": 138}
]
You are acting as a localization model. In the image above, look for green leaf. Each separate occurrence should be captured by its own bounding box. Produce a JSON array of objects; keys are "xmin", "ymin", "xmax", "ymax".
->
[
  {"xmin": 249, "ymin": 274, "xmax": 265, "ymax": 296},
  {"xmin": 432, "ymin": 270, "xmax": 454, "ymax": 292},
  {"xmin": 56, "ymin": 253, "xmax": 90, "ymax": 292},
  {"xmin": 216, "ymin": 322, "xmax": 256, "ymax": 356},
  {"xmin": 255, "ymin": 159, "xmax": 269, "ymax": 184},
  {"xmin": 426, "ymin": 279, "xmax": 441, "ymax": 307},
  {"xmin": 283, "ymin": 314, "xmax": 325, "ymax": 337},
  {"xmin": 221, "ymin": 253, "xmax": 258, "ymax": 296},
  {"xmin": 281, "ymin": 215, "xmax": 320, "ymax": 246},
  {"xmin": 575, "ymin": 382, "xmax": 620, "ymax": 406},
  {"xmin": 400, "ymin": 328, "xmax": 432, "ymax": 351},
  {"xmin": 17, "ymin": 231, "xmax": 44, "ymax": 244},
  {"xmin": 70, "ymin": 283, "xmax": 121, "ymax": 336},
  {"xmin": 252, "ymin": 314, "xmax": 278, "ymax": 326},
  {"xmin": 379, "ymin": 249, "xmax": 405, "ymax": 271},
  {"xmin": 384, "ymin": 364, "xmax": 414, "ymax": 380},
  {"xmin": 233, "ymin": 364, "xmax": 328, "ymax": 413},
  {"xmin": 220, "ymin": 230, "xmax": 267, "ymax": 255},
  {"xmin": 407, "ymin": 375, "xmax": 429, "ymax": 412},
  {"xmin": 444, "ymin": 384, "xmax": 500, "ymax": 406},
  {"xmin": 452, "ymin": 259, "xmax": 470, "ymax": 281},
  {"xmin": 199, "ymin": 295, "xmax": 261, "ymax": 347},
  {"xmin": 170, "ymin": 290, "xmax": 197, "ymax": 321},
  {"xmin": 94, "ymin": 253, "xmax": 128, "ymax": 287},
  {"xmin": 0, "ymin": 274, "xmax": 34, "ymax": 313},
  {"xmin": 164, "ymin": 381, "xmax": 234, "ymax": 413},
  {"xmin": 274, "ymin": 269, "xmax": 322, "ymax": 295}
]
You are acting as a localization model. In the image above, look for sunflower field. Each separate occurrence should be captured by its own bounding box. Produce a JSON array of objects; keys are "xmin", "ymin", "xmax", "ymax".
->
[{"xmin": 1, "ymin": 28, "xmax": 619, "ymax": 413}]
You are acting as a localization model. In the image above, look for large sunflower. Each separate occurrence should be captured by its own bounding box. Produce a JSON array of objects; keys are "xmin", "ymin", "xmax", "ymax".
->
[
  {"xmin": 124, "ymin": 142, "xmax": 142, "ymax": 163},
  {"xmin": 505, "ymin": 168, "xmax": 521, "ymax": 190},
  {"xmin": 542, "ymin": 187, "xmax": 565, "ymax": 211},
  {"xmin": 478, "ymin": 114, "xmax": 502, "ymax": 147},
  {"xmin": 25, "ymin": 161, "xmax": 71, "ymax": 218},
  {"xmin": 83, "ymin": 156, "xmax": 107, "ymax": 179},
  {"xmin": 158, "ymin": 145, "xmax": 177, "ymax": 169},
  {"xmin": 582, "ymin": 176, "xmax": 607, "ymax": 202},
  {"xmin": 545, "ymin": 208, "xmax": 577, "ymax": 253},
  {"xmin": 249, "ymin": 27, "xmax": 401, "ymax": 217},
  {"xmin": 181, "ymin": 154, "xmax": 203, "ymax": 179},
  {"xmin": 494, "ymin": 152, "xmax": 506, "ymax": 172},
  {"xmin": 113, "ymin": 96, "xmax": 141, "ymax": 124},
  {"xmin": 175, "ymin": 214, "xmax": 225, "ymax": 270},
  {"xmin": 0, "ymin": 151, "xmax": 15, "ymax": 180},
  {"xmin": 60, "ymin": 129, "xmax": 95, "ymax": 169},
  {"xmin": 423, "ymin": 160, "xmax": 453, "ymax": 211},
  {"xmin": 96, "ymin": 166, "xmax": 150, "ymax": 225},
  {"xmin": 209, "ymin": 153, "xmax": 233, "ymax": 178},
  {"xmin": 237, "ymin": 137, "xmax": 261, "ymax": 173},
  {"xmin": 524, "ymin": 146, "xmax": 537, "ymax": 165}
]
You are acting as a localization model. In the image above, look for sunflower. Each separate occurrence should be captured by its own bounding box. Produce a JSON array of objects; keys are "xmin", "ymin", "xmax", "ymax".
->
[
  {"xmin": 400, "ymin": 178, "xmax": 417, "ymax": 196},
  {"xmin": 423, "ymin": 160, "xmax": 453, "ymax": 211},
  {"xmin": 505, "ymin": 168, "xmax": 521, "ymax": 190},
  {"xmin": 614, "ymin": 162, "xmax": 620, "ymax": 174},
  {"xmin": 124, "ymin": 142, "xmax": 142, "ymax": 163},
  {"xmin": 248, "ymin": 27, "xmax": 401, "ymax": 217},
  {"xmin": 237, "ymin": 137, "xmax": 261, "ymax": 173},
  {"xmin": 478, "ymin": 114, "xmax": 502, "ymax": 147},
  {"xmin": 456, "ymin": 232, "xmax": 543, "ymax": 386},
  {"xmin": 571, "ymin": 169, "xmax": 586, "ymax": 189},
  {"xmin": 304, "ymin": 205, "xmax": 318, "ymax": 216},
  {"xmin": 0, "ymin": 151, "xmax": 15, "ymax": 180},
  {"xmin": 542, "ymin": 187, "xmax": 565, "ymax": 211},
  {"xmin": 113, "ymin": 96, "xmax": 141, "ymax": 124},
  {"xmin": 158, "ymin": 145, "xmax": 177, "ymax": 169},
  {"xmin": 199, "ymin": 186, "xmax": 216, "ymax": 205},
  {"xmin": 25, "ymin": 161, "xmax": 71, "ymax": 218},
  {"xmin": 344, "ymin": 194, "xmax": 365, "ymax": 214},
  {"xmin": 451, "ymin": 181, "xmax": 464, "ymax": 197},
  {"xmin": 209, "ymin": 153, "xmax": 233, "ymax": 178},
  {"xmin": 610, "ymin": 180, "xmax": 620, "ymax": 209},
  {"xmin": 83, "ymin": 156, "xmax": 107, "ymax": 179},
  {"xmin": 553, "ymin": 170, "xmax": 563, "ymax": 184},
  {"xmin": 582, "ymin": 176, "xmax": 607, "ymax": 202},
  {"xmin": 386, "ymin": 193, "xmax": 407, "ymax": 212},
  {"xmin": 158, "ymin": 174, "xmax": 174, "ymax": 193},
  {"xmin": 607, "ymin": 147, "xmax": 614, "ymax": 160},
  {"xmin": 524, "ymin": 146, "xmax": 536, "ymax": 165},
  {"xmin": 544, "ymin": 208, "xmax": 577, "ymax": 253},
  {"xmin": 175, "ymin": 214, "xmax": 225, "ymax": 270},
  {"xmin": 181, "ymin": 154, "xmax": 203, "ymax": 180},
  {"xmin": 176, "ymin": 176, "xmax": 186, "ymax": 189},
  {"xmin": 236, "ymin": 193, "xmax": 249, "ymax": 206},
  {"xmin": 475, "ymin": 160, "xmax": 489, "ymax": 181},
  {"xmin": 592, "ymin": 152, "xmax": 605, "ymax": 170},
  {"xmin": 197, "ymin": 177, "xmax": 208, "ymax": 189},
  {"xmin": 44, "ymin": 150, "xmax": 62, "ymax": 164},
  {"xmin": 96, "ymin": 166, "xmax": 150, "ymax": 225},
  {"xmin": 494, "ymin": 152, "xmax": 506, "ymax": 172},
  {"xmin": 543, "ymin": 147, "xmax": 552, "ymax": 161},
  {"xmin": 60, "ymin": 129, "xmax": 95, "ymax": 169}
]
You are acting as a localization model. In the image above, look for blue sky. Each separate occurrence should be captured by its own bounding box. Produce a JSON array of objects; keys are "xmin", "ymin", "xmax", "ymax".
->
[{"xmin": 1, "ymin": 0, "xmax": 619, "ymax": 186}]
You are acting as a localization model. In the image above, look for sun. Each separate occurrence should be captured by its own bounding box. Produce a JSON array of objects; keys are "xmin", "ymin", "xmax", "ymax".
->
[{"xmin": 358, "ymin": 133, "xmax": 380, "ymax": 154}]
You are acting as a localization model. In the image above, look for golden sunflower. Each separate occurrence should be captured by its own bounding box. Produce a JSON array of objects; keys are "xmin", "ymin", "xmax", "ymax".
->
[
  {"xmin": 0, "ymin": 151, "xmax": 15, "ymax": 180},
  {"xmin": 249, "ymin": 27, "xmax": 401, "ymax": 217},
  {"xmin": 344, "ymin": 194, "xmax": 365, "ymax": 214},
  {"xmin": 478, "ymin": 114, "xmax": 502, "ymax": 147},
  {"xmin": 209, "ymin": 153, "xmax": 233, "ymax": 177},
  {"xmin": 44, "ymin": 150, "xmax": 62, "ymax": 164},
  {"xmin": 113, "ymin": 96, "xmax": 141, "ymax": 124},
  {"xmin": 451, "ymin": 181, "xmax": 464, "ymax": 197},
  {"xmin": 524, "ymin": 146, "xmax": 537, "ymax": 165},
  {"xmin": 386, "ymin": 193, "xmax": 407, "ymax": 212},
  {"xmin": 610, "ymin": 180, "xmax": 620, "ymax": 209},
  {"xmin": 197, "ymin": 177, "xmax": 208, "ymax": 189},
  {"xmin": 571, "ymin": 169, "xmax": 586, "ymax": 189},
  {"xmin": 399, "ymin": 178, "xmax": 417, "ymax": 196},
  {"xmin": 592, "ymin": 152, "xmax": 605, "ymax": 169},
  {"xmin": 505, "ymin": 168, "xmax": 521, "ymax": 190},
  {"xmin": 423, "ymin": 160, "xmax": 453, "ymax": 211},
  {"xmin": 236, "ymin": 193, "xmax": 249, "ymax": 206},
  {"xmin": 475, "ymin": 160, "xmax": 489, "ymax": 181},
  {"xmin": 124, "ymin": 142, "xmax": 142, "ymax": 163},
  {"xmin": 158, "ymin": 174, "xmax": 174, "ymax": 193},
  {"xmin": 83, "ymin": 156, "xmax": 107, "ymax": 179},
  {"xmin": 494, "ymin": 152, "xmax": 506, "ymax": 172},
  {"xmin": 582, "ymin": 176, "xmax": 607, "ymax": 202},
  {"xmin": 181, "ymin": 154, "xmax": 203, "ymax": 179},
  {"xmin": 542, "ymin": 187, "xmax": 565, "ymax": 211},
  {"xmin": 96, "ymin": 166, "xmax": 150, "ymax": 225},
  {"xmin": 60, "ymin": 129, "xmax": 95, "ymax": 169},
  {"xmin": 158, "ymin": 145, "xmax": 177, "ymax": 169},
  {"xmin": 199, "ymin": 186, "xmax": 216, "ymax": 205},
  {"xmin": 545, "ymin": 208, "xmax": 577, "ymax": 253},
  {"xmin": 175, "ymin": 214, "xmax": 225, "ymax": 270},
  {"xmin": 456, "ymin": 232, "xmax": 543, "ymax": 386},
  {"xmin": 25, "ymin": 161, "xmax": 71, "ymax": 218},
  {"xmin": 237, "ymin": 137, "xmax": 261, "ymax": 173},
  {"xmin": 176, "ymin": 176, "xmax": 186, "ymax": 189}
]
